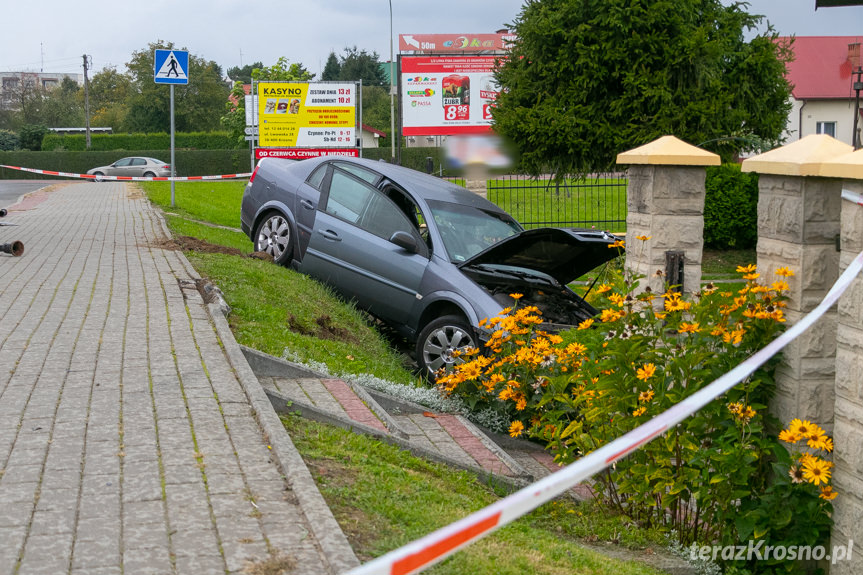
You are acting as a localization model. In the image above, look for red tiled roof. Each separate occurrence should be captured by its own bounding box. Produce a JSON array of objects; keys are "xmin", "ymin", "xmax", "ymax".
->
[{"xmin": 783, "ymin": 36, "xmax": 863, "ymax": 99}]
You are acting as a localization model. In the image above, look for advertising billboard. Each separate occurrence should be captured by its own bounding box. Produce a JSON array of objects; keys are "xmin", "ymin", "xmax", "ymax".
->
[
  {"xmin": 256, "ymin": 82, "xmax": 357, "ymax": 147},
  {"xmin": 400, "ymin": 56, "xmax": 499, "ymax": 136}
]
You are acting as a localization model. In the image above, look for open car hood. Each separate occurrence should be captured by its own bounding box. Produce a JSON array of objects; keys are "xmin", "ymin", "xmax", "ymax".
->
[{"xmin": 458, "ymin": 228, "xmax": 622, "ymax": 285}]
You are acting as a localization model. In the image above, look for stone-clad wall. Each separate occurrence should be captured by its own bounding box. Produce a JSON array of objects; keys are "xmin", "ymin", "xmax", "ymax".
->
[
  {"xmin": 754, "ymin": 174, "xmax": 841, "ymax": 429},
  {"xmin": 831, "ymin": 181, "xmax": 863, "ymax": 575}
]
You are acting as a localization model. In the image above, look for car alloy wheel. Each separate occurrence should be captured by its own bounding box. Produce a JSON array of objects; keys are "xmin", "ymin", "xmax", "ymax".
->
[
  {"xmin": 254, "ymin": 212, "xmax": 292, "ymax": 265},
  {"xmin": 417, "ymin": 315, "xmax": 476, "ymax": 377}
]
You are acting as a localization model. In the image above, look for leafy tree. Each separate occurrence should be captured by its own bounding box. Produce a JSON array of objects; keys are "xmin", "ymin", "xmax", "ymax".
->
[
  {"xmin": 360, "ymin": 85, "xmax": 391, "ymax": 145},
  {"xmin": 226, "ymin": 62, "xmax": 263, "ymax": 84},
  {"xmin": 492, "ymin": 0, "xmax": 793, "ymax": 176},
  {"xmin": 337, "ymin": 47, "xmax": 387, "ymax": 87},
  {"xmin": 221, "ymin": 57, "xmax": 316, "ymax": 144},
  {"xmin": 40, "ymin": 77, "xmax": 84, "ymax": 128},
  {"xmin": 124, "ymin": 41, "xmax": 230, "ymax": 133},
  {"xmin": 88, "ymin": 66, "xmax": 133, "ymax": 130},
  {"xmin": 321, "ymin": 52, "xmax": 341, "ymax": 81}
]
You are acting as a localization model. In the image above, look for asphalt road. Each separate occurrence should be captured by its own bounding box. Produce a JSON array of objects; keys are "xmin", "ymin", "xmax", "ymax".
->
[{"xmin": 0, "ymin": 180, "xmax": 59, "ymax": 210}]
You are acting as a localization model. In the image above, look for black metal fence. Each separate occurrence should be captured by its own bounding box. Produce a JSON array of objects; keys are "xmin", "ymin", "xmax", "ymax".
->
[{"xmin": 482, "ymin": 173, "xmax": 627, "ymax": 231}]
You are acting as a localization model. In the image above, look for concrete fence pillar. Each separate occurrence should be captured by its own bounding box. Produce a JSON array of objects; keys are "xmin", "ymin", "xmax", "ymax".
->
[
  {"xmin": 741, "ymin": 134, "xmax": 851, "ymax": 430},
  {"xmin": 816, "ymin": 152, "xmax": 863, "ymax": 575},
  {"xmin": 616, "ymin": 135, "xmax": 720, "ymax": 297}
]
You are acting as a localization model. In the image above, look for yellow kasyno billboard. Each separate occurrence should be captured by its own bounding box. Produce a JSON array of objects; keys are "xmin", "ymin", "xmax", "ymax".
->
[{"xmin": 257, "ymin": 82, "xmax": 357, "ymax": 147}]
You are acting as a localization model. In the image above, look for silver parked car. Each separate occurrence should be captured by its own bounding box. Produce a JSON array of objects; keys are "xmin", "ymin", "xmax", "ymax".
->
[
  {"xmin": 87, "ymin": 157, "xmax": 171, "ymax": 179},
  {"xmin": 240, "ymin": 156, "xmax": 619, "ymax": 376}
]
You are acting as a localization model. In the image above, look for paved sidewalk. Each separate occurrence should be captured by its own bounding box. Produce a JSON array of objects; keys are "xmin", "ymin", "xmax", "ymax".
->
[{"xmin": 0, "ymin": 182, "xmax": 357, "ymax": 575}]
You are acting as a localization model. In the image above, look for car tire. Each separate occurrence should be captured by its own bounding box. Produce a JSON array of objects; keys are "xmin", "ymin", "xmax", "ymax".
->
[
  {"xmin": 143, "ymin": 171, "xmax": 156, "ymax": 178},
  {"xmin": 416, "ymin": 315, "xmax": 477, "ymax": 379},
  {"xmin": 254, "ymin": 211, "xmax": 293, "ymax": 265},
  {"xmin": 92, "ymin": 171, "xmax": 104, "ymax": 182}
]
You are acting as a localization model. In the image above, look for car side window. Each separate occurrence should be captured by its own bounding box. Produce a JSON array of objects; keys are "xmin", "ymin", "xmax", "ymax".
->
[
  {"xmin": 325, "ymin": 169, "xmax": 426, "ymax": 253},
  {"xmin": 305, "ymin": 164, "xmax": 328, "ymax": 190},
  {"xmin": 325, "ymin": 170, "xmax": 373, "ymax": 224},
  {"xmin": 131, "ymin": 158, "xmax": 146, "ymax": 166},
  {"xmin": 333, "ymin": 162, "xmax": 379, "ymax": 184},
  {"xmin": 114, "ymin": 158, "xmax": 132, "ymax": 167}
]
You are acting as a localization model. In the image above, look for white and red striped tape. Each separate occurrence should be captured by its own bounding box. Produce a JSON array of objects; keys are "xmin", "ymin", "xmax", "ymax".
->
[
  {"xmin": 346, "ymin": 245, "xmax": 863, "ymax": 575},
  {"xmin": 0, "ymin": 164, "xmax": 251, "ymax": 182}
]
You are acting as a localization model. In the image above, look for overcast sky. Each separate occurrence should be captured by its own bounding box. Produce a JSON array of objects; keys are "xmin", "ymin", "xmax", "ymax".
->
[{"xmin": 1, "ymin": 0, "xmax": 862, "ymax": 79}]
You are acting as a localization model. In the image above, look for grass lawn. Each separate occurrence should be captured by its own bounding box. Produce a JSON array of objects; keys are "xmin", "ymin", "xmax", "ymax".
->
[{"xmin": 285, "ymin": 415, "xmax": 667, "ymax": 575}]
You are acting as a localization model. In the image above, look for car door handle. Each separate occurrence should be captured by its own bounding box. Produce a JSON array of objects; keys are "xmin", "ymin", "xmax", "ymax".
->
[
  {"xmin": 300, "ymin": 199, "xmax": 315, "ymax": 210},
  {"xmin": 318, "ymin": 229, "xmax": 342, "ymax": 241}
]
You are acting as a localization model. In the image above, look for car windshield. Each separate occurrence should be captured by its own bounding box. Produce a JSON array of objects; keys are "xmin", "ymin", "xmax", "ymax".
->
[{"xmin": 427, "ymin": 200, "xmax": 522, "ymax": 263}]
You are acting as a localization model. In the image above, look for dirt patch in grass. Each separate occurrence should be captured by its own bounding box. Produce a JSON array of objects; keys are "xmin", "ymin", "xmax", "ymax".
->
[
  {"xmin": 242, "ymin": 553, "xmax": 296, "ymax": 575},
  {"xmin": 288, "ymin": 314, "xmax": 359, "ymax": 345},
  {"xmin": 152, "ymin": 235, "xmax": 277, "ymax": 262}
]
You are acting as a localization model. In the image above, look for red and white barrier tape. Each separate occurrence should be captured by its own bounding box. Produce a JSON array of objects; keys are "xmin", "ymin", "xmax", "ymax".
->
[
  {"xmin": 346, "ymin": 250, "xmax": 863, "ymax": 575},
  {"xmin": 843, "ymin": 188, "xmax": 863, "ymax": 205},
  {"xmin": 0, "ymin": 164, "xmax": 251, "ymax": 181}
]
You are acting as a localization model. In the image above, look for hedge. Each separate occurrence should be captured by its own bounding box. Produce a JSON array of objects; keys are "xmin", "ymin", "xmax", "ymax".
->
[
  {"xmin": 41, "ymin": 132, "xmax": 244, "ymax": 152},
  {"xmin": 0, "ymin": 150, "xmax": 254, "ymax": 180}
]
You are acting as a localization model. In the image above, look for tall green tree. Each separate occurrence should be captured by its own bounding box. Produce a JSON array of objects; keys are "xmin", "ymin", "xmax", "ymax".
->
[
  {"xmin": 321, "ymin": 52, "xmax": 341, "ymax": 81},
  {"xmin": 220, "ymin": 57, "xmax": 316, "ymax": 144},
  {"xmin": 337, "ymin": 47, "xmax": 387, "ymax": 87},
  {"xmin": 88, "ymin": 66, "xmax": 133, "ymax": 130},
  {"xmin": 492, "ymin": 0, "xmax": 793, "ymax": 175},
  {"xmin": 124, "ymin": 41, "xmax": 230, "ymax": 133},
  {"xmin": 40, "ymin": 77, "xmax": 84, "ymax": 128}
]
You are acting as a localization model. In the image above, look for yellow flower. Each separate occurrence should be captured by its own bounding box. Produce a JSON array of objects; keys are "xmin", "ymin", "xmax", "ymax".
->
[
  {"xmin": 742, "ymin": 272, "xmax": 760, "ymax": 281},
  {"xmin": 636, "ymin": 363, "xmax": 656, "ymax": 381},
  {"xmin": 789, "ymin": 419, "xmax": 814, "ymax": 437},
  {"xmin": 509, "ymin": 420, "xmax": 525, "ymax": 438},
  {"xmin": 510, "ymin": 293, "xmax": 523, "ymax": 300},
  {"xmin": 771, "ymin": 280, "xmax": 790, "ymax": 292},
  {"xmin": 678, "ymin": 322, "xmax": 700, "ymax": 334},
  {"xmin": 819, "ymin": 485, "xmax": 838, "ymax": 501},
  {"xmin": 775, "ymin": 267, "xmax": 795, "ymax": 277},
  {"xmin": 638, "ymin": 390, "xmax": 655, "ymax": 403},
  {"xmin": 608, "ymin": 239, "xmax": 625, "ymax": 249},
  {"xmin": 632, "ymin": 406, "xmax": 646, "ymax": 417},
  {"xmin": 578, "ymin": 318, "xmax": 594, "ymax": 330},
  {"xmin": 802, "ymin": 457, "xmax": 832, "ymax": 486},
  {"xmin": 736, "ymin": 264, "xmax": 757, "ymax": 274},
  {"xmin": 596, "ymin": 284, "xmax": 612, "ymax": 294},
  {"xmin": 635, "ymin": 235, "xmax": 651, "ymax": 241},
  {"xmin": 779, "ymin": 429, "xmax": 802, "ymax": 444}
]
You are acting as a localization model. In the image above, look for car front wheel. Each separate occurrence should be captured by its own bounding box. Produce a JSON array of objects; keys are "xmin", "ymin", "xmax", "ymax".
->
[
  {"xmin": 416, "ymin": 315, "xmax": 477, "ymax": 379},
  {"xmin": 91, "ymin": 171, "xmax": 104, "ymax": 182},
  {"xmin": 254, "ymin": 211, "xmax": 293, "ymax": 265}
]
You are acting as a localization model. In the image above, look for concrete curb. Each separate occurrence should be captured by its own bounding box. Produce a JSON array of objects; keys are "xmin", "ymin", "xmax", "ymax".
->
[{"xmin": 206, "ymin": 302, "xmax": 361, "ymax": 574}]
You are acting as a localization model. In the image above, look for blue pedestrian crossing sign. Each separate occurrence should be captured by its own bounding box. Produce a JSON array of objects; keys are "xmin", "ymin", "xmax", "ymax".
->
[{"xmin": 154, "ymin": 49, "xmax": 189, "ymax": 85}]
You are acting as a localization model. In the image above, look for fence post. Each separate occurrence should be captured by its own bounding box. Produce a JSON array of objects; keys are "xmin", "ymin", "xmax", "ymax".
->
[
  {"xmin": 741, "ymin": 134, "xmax": 850, "ymax": 431},
  {"xmin": 817, "ymin": 150, "xmax": 863, "ymax": 575},
  {"xmin": 616, "ymin": 135, "xmax": 719, "ymax": 300}
]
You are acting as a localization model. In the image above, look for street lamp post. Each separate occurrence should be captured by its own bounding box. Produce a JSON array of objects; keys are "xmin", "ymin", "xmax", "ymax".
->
[{"xmin": 389, "ymin": 0, "xmax": 396, "ymax": 163}]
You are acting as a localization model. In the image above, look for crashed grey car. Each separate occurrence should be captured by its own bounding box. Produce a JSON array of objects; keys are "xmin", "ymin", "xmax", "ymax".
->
[{"xmin": 240, "ymin": 156, "xmax": 619, "ymax": 375}]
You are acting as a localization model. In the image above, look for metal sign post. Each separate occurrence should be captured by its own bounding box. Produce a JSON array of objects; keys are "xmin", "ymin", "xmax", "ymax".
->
[{"xmin": 154, "ymin": 49, "xmax": 189, "ymax": 207}]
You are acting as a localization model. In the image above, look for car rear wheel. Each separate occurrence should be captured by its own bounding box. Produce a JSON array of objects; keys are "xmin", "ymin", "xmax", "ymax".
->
[
  {"xmin": 143, "ymin": 171, "xmax": 156, "ymax": 178},
  {"xmin": 416, "ymin": 315, "xmax": 477, "ymax": 379},
  {"xmin": 254, "ymin": 211, "xmax": 293, "ymax": 265}
]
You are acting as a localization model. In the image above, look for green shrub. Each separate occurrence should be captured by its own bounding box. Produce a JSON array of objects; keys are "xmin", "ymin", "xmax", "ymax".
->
[
  {"xmin": 19, "ymin": 124, "xmax": 49, "ymax": 151},
  {"xmin": 0, "ymin": 130, "xmax": 19, "ymax": 151},
  {"xmin": 704, "ymin": 163, "xmax": 759, "ymax": 250}
]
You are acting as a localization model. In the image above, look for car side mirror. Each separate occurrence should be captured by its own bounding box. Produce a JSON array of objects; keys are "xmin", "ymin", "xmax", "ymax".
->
[{"xmin": 389, "ymin": 230, "xmax": 418, "ymax": 253}]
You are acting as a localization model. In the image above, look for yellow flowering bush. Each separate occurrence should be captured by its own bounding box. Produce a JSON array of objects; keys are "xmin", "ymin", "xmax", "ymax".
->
[{"xmin": 435, "ymin": 245, "xmax": 831, "ymax": 569}]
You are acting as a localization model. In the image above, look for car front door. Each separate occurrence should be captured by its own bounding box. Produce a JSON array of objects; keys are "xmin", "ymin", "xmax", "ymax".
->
[
  {"xmin": 301, "ymin": 167, "xmax": 429, "ymax": 325},
  {"xmin": 108, "ymin": 157, "xmax": 133, "ymax": 176}
]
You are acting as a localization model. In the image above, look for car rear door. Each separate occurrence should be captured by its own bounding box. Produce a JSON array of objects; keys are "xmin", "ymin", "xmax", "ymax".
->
[{"xmin": 301, "ymin": 167, "xmax": 428, "ymax": 325}]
